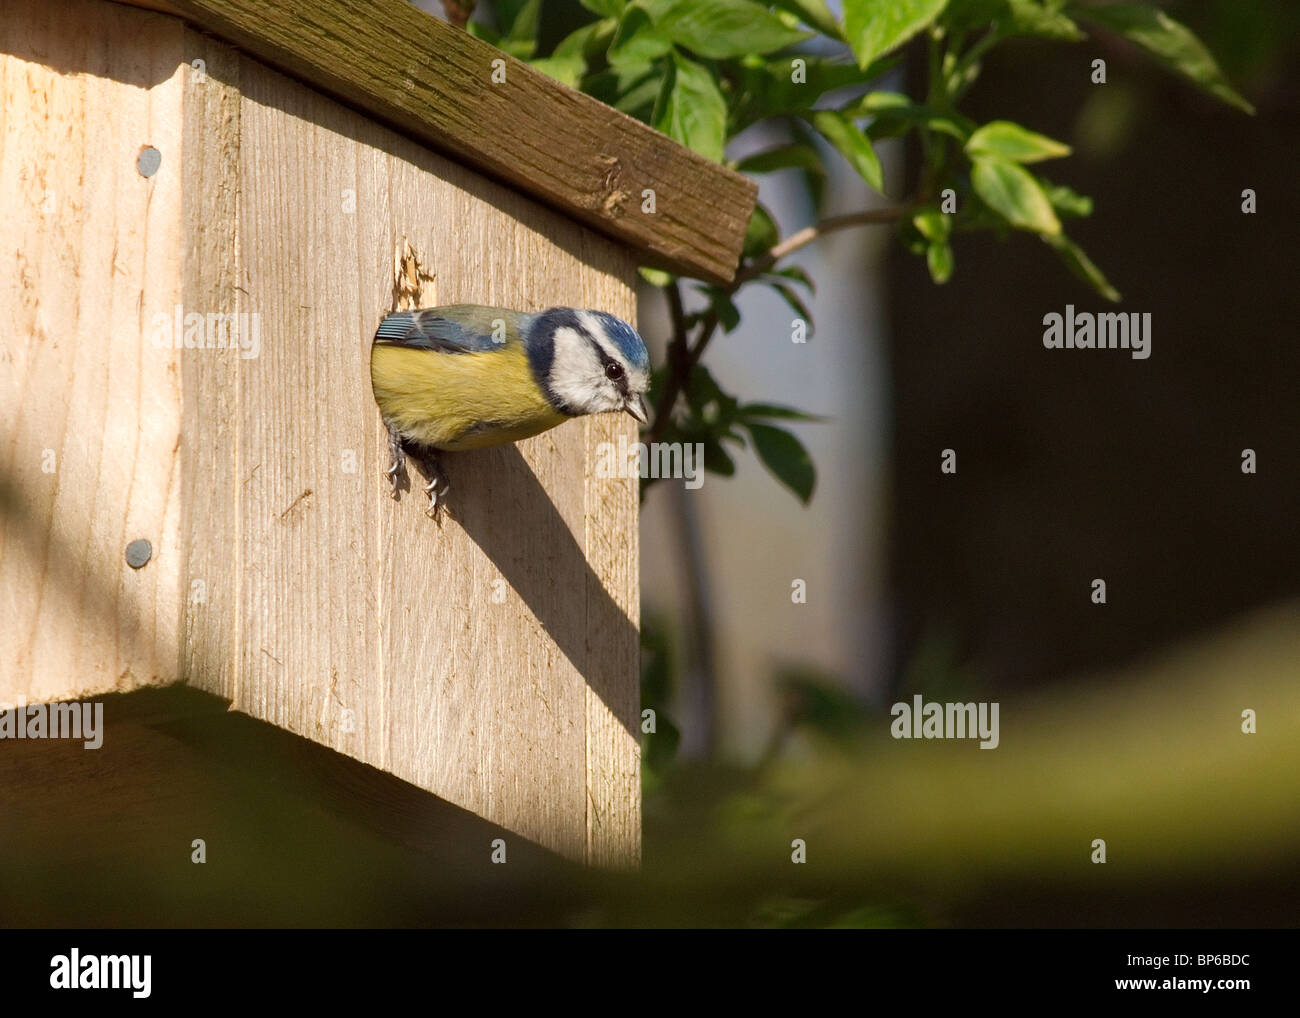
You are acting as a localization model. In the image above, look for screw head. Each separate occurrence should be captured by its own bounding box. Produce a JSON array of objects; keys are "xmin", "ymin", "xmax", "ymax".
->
[
  {"xmin": 125, "ymin": 539, "xmax": 152, "ymax": 569},
  {"xmin": 137, "ymin": 146, "xmax": 161, "ymax": 177}
]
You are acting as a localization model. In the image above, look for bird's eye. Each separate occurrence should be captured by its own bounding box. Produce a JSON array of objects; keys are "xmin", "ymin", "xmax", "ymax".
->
[{"xmin": 605, "ymin": 362, "xmax": 624, "ymax": 381}]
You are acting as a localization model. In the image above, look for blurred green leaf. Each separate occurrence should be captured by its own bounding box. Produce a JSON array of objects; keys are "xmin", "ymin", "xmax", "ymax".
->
[
  {"xmin": 702, "ymin": 434, "xmax": 737, "ymax": 475},
  {"xmin": 652, "ymin": 0, "xmax": 811, "ymax": 59},
  {"xmin": 912, "ymin": 205, "xmax": 951, "ymax": 241},
  {"xmin": 857, "ymin": 90, "xmax": 973, "ymax": 140},
  {"xmin": 729, "ymin": 55, "xmax": 892, "ymax": 134},
  {"xmin": 766, "ymin": 280, "xmax": 815, "ymax": 333},
  {"xmin": 640, "ymin": 266, "xmax": 674, "ymax": 287},
  {"xmin": 1040, "ymin": 179, "xmax": 1093, "ymax": 218},
  {"xmin": 1045, "ymin": 233, "xmax": 1121, "ymax": 301},
  {"xmin": 743, "ymin": 422, "xmax": 816, "ymax": 502},
  {"xmin": 530, "ymin": 55, "xmax": 584, "ymax": 87},
  {"xmin": 738, "ymin": 402, "xmax": 824, "ymax": 422},
  {"xmin": 654, "ymin": 52, "xmax": 727, "ymax": 161},
  {"xmin": 498, "ymin": 0, "xmax": 542, "ymax": 58},
  {"xmin": 1000, "ymin": 0, "xmax": 1082, "ymax": 40},
  {"xmin": 697, "ymin": 285, "xmax": 743, "ymax": 332},
  {"xmin": 966, "ymin": 119, "xmax": 1071, "ymax": 162},
  {"xmin": 771, "ymin": 0, "xmax": 843, "ymax": 38},
  {"xmin": 553, "ymin": 18, "xmax": 618, "ymax": 60},
  {"xmin": 971, "ymin": 157, "xmax": 1061, "ymax": 234},
  {"xmin": 767, "ymin": 265, "xmax": 815, "ymax": 293},
  {"xmin": 927, "ymin": 239, "xmax": 955, "ymax": 282},
  {"xmin": 743, "ymin": 203, "xmax": 780, "ymax": 257},
  {"xmin": 1074, "ymin": 3, "xmax": 1254, "ymax": 113},
  {"xmin": 580, "ymin": 0, "xmax": 627, "ymax": 17},
  {"xmin": 609, "ymin": 6, "xmax": 674, "ymax": 64},
  {"xmin": 844, "ymin": 0, "xmax": 949, "ymax": 69},
  {"xmin": 466, "ymin": 19, "xmax": 501, "ymax": 45},
  {"xmin": 809, "ymin": 110, "xmax": 884, "ymax": 192},
  {"xmin": 735, "ymin": 143, "xmax": 825, "ymax": 176}
]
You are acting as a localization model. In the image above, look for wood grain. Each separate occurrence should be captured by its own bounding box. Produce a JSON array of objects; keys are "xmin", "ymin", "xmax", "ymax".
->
[
  {"xmin": 1, "ymin": 2, "xmax": 641, "ymax": 865},
  {"xmin": 0, "ymin": 0, "xmax": 187, "ymax": 705},
  {"xmin": 109, "ymin": 0, "xmax": 756, "ymax": 284},
  {"xmin": 230, "ymin": 56, "xmax": 640, "ymax": 862},
  {"xmin": 180, "ymin": 29, "xmax": 242, "ymax": 703}
]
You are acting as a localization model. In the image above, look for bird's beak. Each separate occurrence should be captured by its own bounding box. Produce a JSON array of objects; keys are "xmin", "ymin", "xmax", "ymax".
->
[{"xmin": 623, "ymin": 393, "xmax": 649, "ymax": 425}]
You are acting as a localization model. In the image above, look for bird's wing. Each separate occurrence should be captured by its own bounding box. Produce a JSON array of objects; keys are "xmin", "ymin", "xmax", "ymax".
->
[{"xmin": 373, "ymin": 307, "xmax": 527, "ymax": 354}]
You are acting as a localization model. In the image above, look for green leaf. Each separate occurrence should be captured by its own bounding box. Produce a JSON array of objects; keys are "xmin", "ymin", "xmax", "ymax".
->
[
  {"xmin": 554, "ymin": 18, "xmax": 618, "ymax": 60},
  {"xmin": 685, "ymin": 365, "xmax": 741, "ymax": 425},
  {"xmin": 771, "ymin": 0, "xmax": 843, "ymax": 38},
  {"xmin": 652, "ymin": 0, "xmax": 810, "ymax": 59},
  {"xmin": 857, "ymin": 90, "xmax": 973, "ymax": 140},
  {"xmin": 580, "ymin": 0, "xmax": 627, "ymax": 17},
  {"xmin": 744, "ymin": 423, "xmax": 816, "ymax": 503},
  {"xmin": 743, "ymin": 203, "xmax": 779, "ymax": 258},
  {"xmin": 709, "ymin": 289, "xmax": 742, "ymax": 332},
  {"xmin": 926, "ymin": 239, "xmax": 954, "ymax": 283},
  {"xmin": 943, "ymin": 0, "xmax": 1009, "ymax": 32},
  {"xmin": 597, "ymin": 60, "xmax": 664, "ymax": 120},
  {"xmin": 1045, "ymin": 234, "xmax": 1120, "ymax": 301},
  {"xmin": 843, "ymin": 0, "xmax": 949, "ymax": 70},
  {"xmin": 499, "ymin": 0, "xmax": 542, "ymax": 59},
  {"xmin": 767, "ymin": 281, "xmax": 814, "ymax": 333},
  {"xmin": 735, "ymin": 143, "xmax": 825, "ymax": 176},
  {"xmin": 966, "ymin": 120, "xmax": 1071, "ymax": 163},
  {"xmin": 912, "ymin": 206, "xmax": 951, "ymax": 242},
  {"xmin": 530, "ymin": 55, "xmax": 585, "ymax": 88},
  {"xmin": 1041, "ymin": 180, "xmax": 1093, "ymax": 218},
  {"xmin": 809, "ymin": 110, "xmax": 883, "ymax": 193},
  {"xmin": 466, "ymin": 20, "xmax": 501, "ymax": 45},
  {"xmin": 702, "ymin": 435, "xmax": 737, "ymax": 476},
  {"xmin": 1075, "ymin": 4, "xmax": 1254, "ymax": 113},
  {"xmin": 609, "ymin": 7, "xmax": 674, "ymax": 65},
  {"xmin": 970, "ymin": 157, "xmax": 1061, "ymax": 234},
  {"xmin": 640, "ymin": 266, "xmax": 674, "ymax": 287},
  {"xmin": 767, "ymin": 265, "xmax": 815, "ymax": 293},
  {"xmin": 738, "ymin": 402, "xmax": 824, "ymax": 422},
  {"xmin": 654, "ymin": 53, "xmax": 727, "ymax": 162},
  {"xmin": 1001, "ymin": 0, "xmax": 1082, "ymax": 40}
]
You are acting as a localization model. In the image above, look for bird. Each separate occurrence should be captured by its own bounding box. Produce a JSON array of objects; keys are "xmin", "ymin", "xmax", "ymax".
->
[{"xmin": 371, "ymin": 305, "xmax": 651, "ymax": 516}]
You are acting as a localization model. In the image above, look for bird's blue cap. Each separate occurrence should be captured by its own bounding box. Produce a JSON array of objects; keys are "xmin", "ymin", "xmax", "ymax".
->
[{"xmin": 588, "ymin": 311, "xmax": 650, "ymax": 373}]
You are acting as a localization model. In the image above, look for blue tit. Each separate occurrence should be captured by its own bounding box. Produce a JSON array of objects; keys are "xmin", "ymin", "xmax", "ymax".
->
[{"xmin": 371, "ymin": 305, "xmax": 651, "ymax": 516}]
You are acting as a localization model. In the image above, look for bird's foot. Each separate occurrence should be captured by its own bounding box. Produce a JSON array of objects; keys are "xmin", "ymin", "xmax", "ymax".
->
[
  {"xmin": 423, "ymin": 460, "xmax": 451, "ymax": 520},
  {"xmin": 384, "ymin": 425, "xmax": 406, "ymax": 499}
]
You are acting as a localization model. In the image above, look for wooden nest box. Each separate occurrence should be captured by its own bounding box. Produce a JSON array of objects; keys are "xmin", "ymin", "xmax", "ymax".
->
[{"xmin": 0, "ymin": 0, "xmax": 754, "ymax": 867}]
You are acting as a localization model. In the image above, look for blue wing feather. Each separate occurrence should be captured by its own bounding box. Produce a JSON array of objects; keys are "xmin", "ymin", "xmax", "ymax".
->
[{"xmin": 374, "ymin": 308, "xmax": 524, "ymax": 354}]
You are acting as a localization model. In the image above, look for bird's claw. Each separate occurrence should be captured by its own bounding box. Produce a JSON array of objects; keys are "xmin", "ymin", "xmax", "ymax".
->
[{"xmin": 423, "ymin": 473, "xmax": 450, "ymax": 518}]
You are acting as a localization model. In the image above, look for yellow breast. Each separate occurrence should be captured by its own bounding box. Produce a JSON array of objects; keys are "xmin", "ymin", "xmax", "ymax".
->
[{"xmin": 370, "ymin": 342, "xmax": 568, "ymax": 451}]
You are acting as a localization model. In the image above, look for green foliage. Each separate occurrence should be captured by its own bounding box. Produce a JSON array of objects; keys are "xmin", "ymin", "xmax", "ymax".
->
[
  {"xmin": 1073, "ymin": 3, "xmax": 1254, "ymax": 113},
  {"xmin": 467, "ymin": 0, "xmax": 1248, "ymax": 502},
  {"xmin": 844, "ymin": 0, "xmax": 949, "ymax": 70}
]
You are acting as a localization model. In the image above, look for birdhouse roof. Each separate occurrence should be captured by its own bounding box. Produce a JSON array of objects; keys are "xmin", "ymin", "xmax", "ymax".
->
[{"xmin": 113, "ymin": 0, "xmax": 756, "ymax": 283}]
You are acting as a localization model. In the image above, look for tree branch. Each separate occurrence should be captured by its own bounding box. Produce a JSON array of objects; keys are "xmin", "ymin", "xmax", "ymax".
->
[{"xmin": 647, "ymin": 205, "xmax": 907, "ymax": 443}]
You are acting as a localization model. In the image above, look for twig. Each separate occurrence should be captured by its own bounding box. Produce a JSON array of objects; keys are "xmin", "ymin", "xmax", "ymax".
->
[{"xmin": 648, "ymin": 205, "xmax": 906, "ymax": 443}]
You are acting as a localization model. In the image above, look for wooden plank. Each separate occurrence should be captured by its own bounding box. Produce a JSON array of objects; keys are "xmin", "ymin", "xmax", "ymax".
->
[
  {"xmin": 233, "ymin": 56, "xmax": 640, "ymax": 862},
  {"xmin": 234, "ymin": 58, "xmax": 387, "ymax": 769},
  {"xmin": 0, "ymin": 0, "xmax": 187, "ymax": 705},
  {"xmin": 580, "ymin": 245, "xmax": 642, "ymax": 868},
  {"xmin": 109, "ymin": 0, "xmax": 756, "ymax": 284},
  {"xmin": 180, "ymin": 30, "xmax": 242, "ymax": 702}
]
